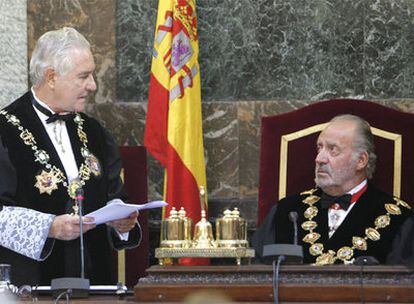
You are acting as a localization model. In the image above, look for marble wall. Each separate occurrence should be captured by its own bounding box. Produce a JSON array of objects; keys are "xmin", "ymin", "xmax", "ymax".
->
[
  {"xmin": 27, "ymin": 0, "xmax": 117, "ymax": 104},
  {"xmin": 113, "ymin": 0, "xmax": 414, "ymax": 224},
  {"xmin": 2, "ymin": 0, "xmax": 414, "ymax": 226},
  {"xmin": 0, "ymin": 0, "xmax": 28, "ymax": 107}
]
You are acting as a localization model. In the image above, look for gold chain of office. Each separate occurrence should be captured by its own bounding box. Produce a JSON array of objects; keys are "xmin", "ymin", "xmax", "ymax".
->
[
  {"xmin": 300, "ymin": 188, "xmax": 411, "ymax": 265},
  {"xmin": 0, "ymin": 110, "xmax": 101, "ymax": 209}
]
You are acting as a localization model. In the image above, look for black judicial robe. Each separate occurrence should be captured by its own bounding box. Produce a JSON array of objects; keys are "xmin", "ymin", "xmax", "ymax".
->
[
  {"xmin": 252, "ymin": 183, "xmax": 414, "ymax": 265},
  {"xmin": 0, "ymin": 92, "xmax": 141, "ymax": 286}
]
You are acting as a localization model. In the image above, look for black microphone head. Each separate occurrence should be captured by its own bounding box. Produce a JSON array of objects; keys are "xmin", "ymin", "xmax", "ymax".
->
[
  {"xmin": 354, "ymin": 256, "xmax": 379, "ymax": 266},
  {"xmin": 288, "ymin": 211, "xmax": 298, "ymax": 222}
]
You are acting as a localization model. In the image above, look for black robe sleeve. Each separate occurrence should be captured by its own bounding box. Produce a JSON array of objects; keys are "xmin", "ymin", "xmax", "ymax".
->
[
  {"xmin": 0, "ymin": 134, "xmax": 55, "ymax": 259},
  {"xmin": 101, "ymin": 127, "xmax": 141, "ymax": 250},
  {"xmin": 386, "ymin": 215, "xmax": 414, "ymax": 267},
  {"xmin": 0, "ymin": 135, "xmax": 18, "ymax": 206}
]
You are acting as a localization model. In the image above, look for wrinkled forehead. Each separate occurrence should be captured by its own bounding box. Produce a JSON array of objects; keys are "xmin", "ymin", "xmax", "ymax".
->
[
  {"xmin": 317, "ymin": 120, "xmax": 357, "ymax": 146},
  {"xmin": 67, "ymin": 48, "xmax": 95, "ymax": 71}
]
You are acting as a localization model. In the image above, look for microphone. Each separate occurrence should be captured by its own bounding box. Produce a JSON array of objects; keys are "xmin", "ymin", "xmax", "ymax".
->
[
  {"xmin": 76, "ymin": 188, "xmax": 86, "ymax": 279},
  {"xmin": 353, "ymin": 256, "xmax": 379, "ymax": 266},
  {"xmin": 51, "ymin": 186, "xmax": 90, "ymax": 299},
  {"xmin": 262, "ymin": 210, "xmax": 303, "ymax": 264},
  {"xmin": 354, "ymin": 256, "xmax": 379, "ymax": 304},
  {"xmin": 288, "ymin": 211, "xmax": 299, "ymax": 245}
]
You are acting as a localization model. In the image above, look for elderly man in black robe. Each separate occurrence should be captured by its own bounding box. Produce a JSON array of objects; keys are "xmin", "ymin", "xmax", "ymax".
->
[
  {"xmin": 0, "ymin": 27, "xmax": 141, "ymax": 286},
  {"xmin": 252, "ymin": 114, "xmax": 414, "ymax": 266}
]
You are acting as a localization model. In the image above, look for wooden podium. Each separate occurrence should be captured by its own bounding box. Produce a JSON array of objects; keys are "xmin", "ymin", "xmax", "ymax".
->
[{"xmin": 134, "ymin": 264, "xmax": 414, "ymax": 303}]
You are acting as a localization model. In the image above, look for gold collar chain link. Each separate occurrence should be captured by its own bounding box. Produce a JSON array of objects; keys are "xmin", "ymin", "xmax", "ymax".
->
[
  {"xmin": 300, "ymin": 188, "xmax": 411, "ymax": 265},
  {"xmin": 0, "ymin": 110, "xmax": 102, "ymax": 214}
]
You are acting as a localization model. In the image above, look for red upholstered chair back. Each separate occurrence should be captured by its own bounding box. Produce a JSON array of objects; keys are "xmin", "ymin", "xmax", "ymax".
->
[
  {"xmin": 114, "ymin": 146, "xmax": 149, "ymax": 287},
  {"xmin": 258, "ymin": 99, "xmax": 414, "ymax": 225}
]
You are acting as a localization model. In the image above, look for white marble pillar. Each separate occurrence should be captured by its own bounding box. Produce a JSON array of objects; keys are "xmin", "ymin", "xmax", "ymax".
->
[{"xmin": 0, "ymin": 0, "xmax": 27, "ymax": 107}]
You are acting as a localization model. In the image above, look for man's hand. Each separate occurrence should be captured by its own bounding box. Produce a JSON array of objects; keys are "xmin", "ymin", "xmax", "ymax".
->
[
  {"xmin": 48, "ymin": 214, "xmax": 96, "ymax": 240},
  {"xmin": 107, "ymin": 211, "xmax": 138, "ymax": 233}
]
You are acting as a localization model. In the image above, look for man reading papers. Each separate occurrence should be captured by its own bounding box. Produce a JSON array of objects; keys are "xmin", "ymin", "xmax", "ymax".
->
[{"xmin": 0, "ymin": 27, "xmax": 141, "ymax": 286}]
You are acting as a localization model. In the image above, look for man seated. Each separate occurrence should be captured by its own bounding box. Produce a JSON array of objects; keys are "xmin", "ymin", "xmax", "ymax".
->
[{"xmin": 252, "ymin": 114, "xmax": 414, "ymax": 265}]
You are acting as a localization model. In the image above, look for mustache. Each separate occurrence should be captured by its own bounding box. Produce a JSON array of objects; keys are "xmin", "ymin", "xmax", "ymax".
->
[{"xmin": 315, "ymin": 164, "xmax": 331, "ymax": 175}]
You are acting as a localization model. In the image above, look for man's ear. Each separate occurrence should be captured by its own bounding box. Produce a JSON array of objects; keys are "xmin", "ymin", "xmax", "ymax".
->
[
  {"xmin": 357, "ymin": 151, "xmax": 369, "ymax": 171},
  {"xmin": 44, "ymin": 68, "xmax": 57, "ymax": 89}
]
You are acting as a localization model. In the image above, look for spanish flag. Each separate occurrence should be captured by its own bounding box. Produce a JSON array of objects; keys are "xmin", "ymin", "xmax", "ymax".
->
[{"xmin": 144, "ymin": 0, "xmax": 207, "ymax": 259}]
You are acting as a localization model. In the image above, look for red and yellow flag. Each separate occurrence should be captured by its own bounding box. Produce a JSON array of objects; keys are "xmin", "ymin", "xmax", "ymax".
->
[{"xmin": 144, "ymin": 0, "xmax": 207, "ymax": 236}]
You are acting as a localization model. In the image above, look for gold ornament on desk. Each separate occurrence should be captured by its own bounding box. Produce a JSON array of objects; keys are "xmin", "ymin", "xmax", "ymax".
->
[
  {"xmin": 156, "ymin": 185, "xmax": 255, "ymax": 265},
  {"xmin": 192, "ymin": 209, "xmax": 216, "ymax": 248},
  {"xmin": 216, "ymin": 208, "xmax": 248, "ymax": 248},
  {"xmin": 160, "ymin": 207, "xmax": 192, "ymax": 248},
  {"xmin": 192, "ymin": 186, "xmax": 216, "ymax": 248}
]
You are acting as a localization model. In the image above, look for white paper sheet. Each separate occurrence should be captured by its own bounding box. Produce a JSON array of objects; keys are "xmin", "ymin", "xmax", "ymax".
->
[{"xmin": 84, "ymin": 199, "xmax": 167, "ymax": 225}]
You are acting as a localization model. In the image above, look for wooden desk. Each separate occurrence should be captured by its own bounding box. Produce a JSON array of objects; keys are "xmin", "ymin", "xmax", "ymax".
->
[
  {"xmin": 134, "ymin": 265, "xmax": 414, "ymax": 303},
  {"xmin": 16, "ymin": 295, "xmax": 132, "ymax": 303}
]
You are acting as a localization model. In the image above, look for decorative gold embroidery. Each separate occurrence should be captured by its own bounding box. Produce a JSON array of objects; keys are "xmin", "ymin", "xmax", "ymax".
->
[
  {"xmin": 35, "ymin": 168, "xmax": 63, "ymax": 195},
  {"xmin": 385, "ymin": 203, "xmax": 401, "ymax": 215},
  {"xmin": 85, "ymin": 154, "xmax": 102, "ymax": 177},
  {"xmin": 309, "ymin": 243, "xmax": 324, "ymax": 256},
  {"xmin": 301, "ymin": 188, "xmax": 317, "ymax": 196},
  {"xmin": 352, "ymin": 237, "xmax": 367, "ymax": 251},
  {"xmin": 304, "ymin": 206, "xmax": 318, "ymax": 219},
  {"xmin": 303, "ymin": 232, "xmax": 321, "ymax": 243},
  {"xmin": 300, "ymin": 190, "xmax": 410, "ymax": 265},
  {"xmin": 301, "ymin": 220, "xmax": 317, "ymax": 231},
  {"xmin": 303, "ymin": 195, "xmax": 320, "ymax": 205},
  {"xmin": 0, "ymin": 111, "xmax": 103, "ymax": 214},
  {"xmin": 67, "ymin": 179, "xmax": 83, "ymax": 199},
  {"xmin": 20, "ymin": 130, "xmax": 36, "ymax": 145},
  {"xmin": 34, "ymin": 150, "xmax": 50, "ymax": 164},
  {"xmin": 394, "ymin": 197, "xmax": 411, "ymax": 210},
  {"xmin": 365, "ymin": 227, "xmax": 381, "ymax": 241}
]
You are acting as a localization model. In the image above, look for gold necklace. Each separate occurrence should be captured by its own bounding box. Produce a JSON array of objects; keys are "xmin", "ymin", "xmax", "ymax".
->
[
  {"xmin": 0, "ymin": 110, "xmax": 102, "ymax": 214},
  {"xmin": 300, "ymin": 189, "xmax": 411, "ymax": 265}
]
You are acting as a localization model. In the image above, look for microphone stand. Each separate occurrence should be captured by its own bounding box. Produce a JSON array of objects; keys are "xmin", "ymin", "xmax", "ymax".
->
[
  {"xmin": 78, "ymin": 189, "xmax": 85, "ymax": 280},
  {"xmin": 263, "ymin": 211, "xmax": 303, "ymax": 263},
  {"xmin": 263, "ymin": 211, "xmax": 303, "ymax": 304},
  {"xmin": 51, "ymin": 188, "xmax": 90, "ymax": 299}
]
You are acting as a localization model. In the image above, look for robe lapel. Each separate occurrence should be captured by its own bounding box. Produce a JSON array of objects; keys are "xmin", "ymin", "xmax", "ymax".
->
[
  {"xmin": 20, "ymin": 95, "xmax": 67, "ymax": 175},
  {"xmin": 326, "ymin": 186, "xmax": 376, "ymax": 250},
  {"xmin": 314, "ymin": 202, "xmax": 330, "ymax": 244},
  {"xmin": 65, "ymin": 119, "xmax": 83, "ymax": 169}
]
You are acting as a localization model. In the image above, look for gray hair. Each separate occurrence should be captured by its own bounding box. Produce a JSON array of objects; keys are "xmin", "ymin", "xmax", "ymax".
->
[
  {"xmin": 330, "ymin": 114, "xmax": 377, "ymax": 179},
  {"xmin": 30, "ymin": 27, "xmax": 90, "ymax": 86}
]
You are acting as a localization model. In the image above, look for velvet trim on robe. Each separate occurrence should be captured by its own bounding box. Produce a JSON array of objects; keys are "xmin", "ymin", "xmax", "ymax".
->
[
  {"xmin": 0, "ymin": 91, "xmax": 141, "ymax": 286},
  {"xmin": 252, "ymin": 183, "xmax": 414, "ymax": 266}
]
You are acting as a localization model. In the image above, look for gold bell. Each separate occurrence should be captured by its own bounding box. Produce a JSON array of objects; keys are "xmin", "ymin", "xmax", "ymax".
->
[
  {"xmin": 192, "ymin": 210, "xmax": 216, "ymax": 248},
  {"xmin": 216, "ymin": 208, "xmax": 248, "ymax": 248}
]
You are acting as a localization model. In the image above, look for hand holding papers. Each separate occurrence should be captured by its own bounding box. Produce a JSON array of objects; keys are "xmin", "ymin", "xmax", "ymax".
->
[{"xmin": 85, "ymin": 199, "xmax": 167, "ymax": 225}]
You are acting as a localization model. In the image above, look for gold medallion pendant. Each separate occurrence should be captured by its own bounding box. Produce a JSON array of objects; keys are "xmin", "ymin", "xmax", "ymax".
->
[
  {"xmin": 68, "ymin": 179, "xmax": 83, "ymax": 215},
  {"xmin": 68, "ymin": 179, "xmax": 83, "ymax": 199},
  {"xmin": 35, "ymin": 168, "xmax": 62, "ymax": 195},
  {"xmin": 0, "ymin": 111, "xmax": 99, "ymax": 213},
  {"xmin": 86, "ymin": 154, "xmax": 102, "ymax": 177}
]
